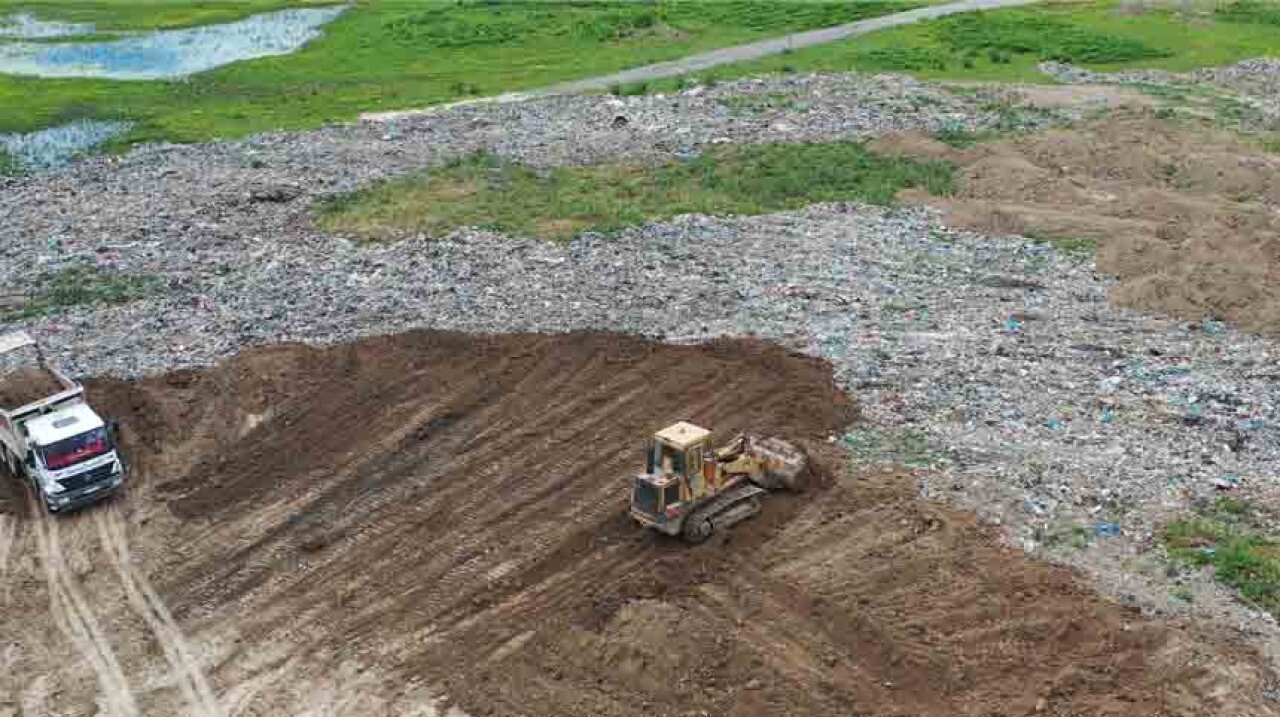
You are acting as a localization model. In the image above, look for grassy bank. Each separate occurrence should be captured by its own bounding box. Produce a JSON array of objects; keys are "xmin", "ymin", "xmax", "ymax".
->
[
  {"xmin": 649, "ymin": 0, "xmax": 1280, "ymax": 89},
  {"xmin": 1165, "ymin": 498, "xmax": 1280, "ymax": 618},
  {"xmin": 0, "ymin": 0, "xmax": 920, "ymax": 144},
  {"xmin": 314, "ymin": 143, "xmax": 954, "ymax": 242}
]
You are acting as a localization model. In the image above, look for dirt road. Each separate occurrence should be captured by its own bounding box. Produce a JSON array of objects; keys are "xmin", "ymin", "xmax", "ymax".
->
[
  {"xmin": 363, "ymin": 0, "xmax": 1044, "ymax": 121},
  {"xmin": 0, "ymin": 331, "xmax": 1270, "ymax": 716}
]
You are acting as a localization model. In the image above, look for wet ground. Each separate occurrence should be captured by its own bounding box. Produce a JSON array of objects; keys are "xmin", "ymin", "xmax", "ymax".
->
[{"xmin": 0, "ymin": 6, "xmax": 345, "ymax": 80}]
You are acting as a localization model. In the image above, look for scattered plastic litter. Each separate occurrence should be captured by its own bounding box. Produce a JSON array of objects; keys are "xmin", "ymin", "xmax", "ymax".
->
[
  {"xmin": 0, "ymin": 120, "xmax": 132, "ymax": 172},
  {"xmin": 1093, "ymin": 523, "xmax": 1121, "ymax": 538},
  {"xmin": 1212, "ymin": 475, "xmax": 1241, "ymax": 491}
]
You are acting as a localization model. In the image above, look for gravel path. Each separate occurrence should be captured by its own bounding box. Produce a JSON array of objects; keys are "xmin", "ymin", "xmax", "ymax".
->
[
  {"xmin": 363, "ymin": 0, "xmax": 1043, "ymax": 121},
  {"xmin": 4, "ymin": 69, "xmax": 1280, "ymax": 676}
]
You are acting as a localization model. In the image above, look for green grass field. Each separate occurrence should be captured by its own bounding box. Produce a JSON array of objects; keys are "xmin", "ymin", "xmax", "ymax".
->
[
  {"xmin": 315, "ymin": 142, "xmax": 955, "ymax": 242},
  {"xmin": 647, "ymin": 0, "xmax": 1280, "ymax": 89},
  {"xmin": 0, "ymin": 0, "xmax": 921, "ymax": 145}
]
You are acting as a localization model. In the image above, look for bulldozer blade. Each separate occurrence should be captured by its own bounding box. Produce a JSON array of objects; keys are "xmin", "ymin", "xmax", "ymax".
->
[{"xmin": 749, "ymin": 436, "xmax": 809, "ymax": 491}]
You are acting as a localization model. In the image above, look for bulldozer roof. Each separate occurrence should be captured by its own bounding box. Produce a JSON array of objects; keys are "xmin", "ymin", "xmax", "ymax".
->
[{"xmin": 654, "ymin": 421, "xmax": 711, "ymax": 450}]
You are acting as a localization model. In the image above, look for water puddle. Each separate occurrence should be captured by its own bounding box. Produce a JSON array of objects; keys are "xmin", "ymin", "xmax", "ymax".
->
[
  {"xmin": 0, "ymin": 13, "xmax": 95, "ymax": 39},
  {"xmin": 0, "ymin": 120, "xmax": 132, "ymax": 172},
  {"xmin": 0, "ymin": 5, "xmax": 346, "ymax": 80}
]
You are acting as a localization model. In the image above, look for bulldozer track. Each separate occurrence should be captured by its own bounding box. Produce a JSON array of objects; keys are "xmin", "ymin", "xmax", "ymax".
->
[
  {"xmin": 95, "ymin": 506, "xmax": 225, "ymax": 717},
  {"xmin": 0, "ymin": 513, "xmax": 16, "ymax": 604},
  {"xmin": 27, "ymin": 488, "xmax": 139, "ymax": 717},
  {"xmin": 684, "ymin": 482, "xmax": 766, "ymax": 539}
]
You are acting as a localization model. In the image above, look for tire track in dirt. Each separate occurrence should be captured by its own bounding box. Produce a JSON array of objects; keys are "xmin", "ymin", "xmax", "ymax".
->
[
  {"xmin": 0, "ymin": 513, "xmax": 16, "ymax": 604},
  {"xmin": 96, "ymin": 506, "xmax": 224, "ymax": 717},
  {"xmin": 76, "ymin": 332, "xmax": 1273, "ymax": 716},
  {"xmin": 27, "ymin": 488, "xmax": 139, "ymax": 717}
]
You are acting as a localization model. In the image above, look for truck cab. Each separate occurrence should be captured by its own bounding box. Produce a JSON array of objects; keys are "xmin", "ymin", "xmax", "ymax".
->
[
  {"xmin": 23, "ymin": 403, "xmax": 124, "ymax": 512},
  {"xmin": 0, "ymin": 331, "xmax": 126, "ymax": 513}
]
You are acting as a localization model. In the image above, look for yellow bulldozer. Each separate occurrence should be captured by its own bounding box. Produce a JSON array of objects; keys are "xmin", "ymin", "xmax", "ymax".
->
[{"xmin": 629, "ymin": 421, "xmax": 809, "ymax": 543}]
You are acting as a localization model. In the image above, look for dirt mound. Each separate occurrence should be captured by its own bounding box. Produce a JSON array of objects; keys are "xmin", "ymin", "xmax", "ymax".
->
[
  {"xmin": 892, "ymin": 111, "xmax": 1280, "ymax": 332},
  {"xmin": 866, "ymin": 133, "xmax": 976, "ymax": 165},
  {"xmin": 0, "ymin": 331, "xmax": 1270, "ymax": 716},
  {"xmin": 0, "ymin": 367, "xmax": 66, "ymax": 409}
]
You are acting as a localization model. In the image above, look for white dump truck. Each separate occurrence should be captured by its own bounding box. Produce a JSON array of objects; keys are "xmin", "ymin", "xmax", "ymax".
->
[{"xmin": 0, "ymin": 331, "xmax": 124, "ymax": 512}]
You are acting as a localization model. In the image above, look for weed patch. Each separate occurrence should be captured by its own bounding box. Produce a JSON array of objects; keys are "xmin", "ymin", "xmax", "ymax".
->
[
  {"xmin": 931, "ymin": 120, "xmax": 989, "ymax": 148},
  {"xmin": 717, "ymin": 92, "xmax": 805, "ymax": 114},
  {"xmin": 852, "ymin": 46, "xmax": 951, "ymax": 72},
  {"xmin": 5, "ymin": 262, "xmax": 160, "ymax": 320},
  {"xmin": 0, "ymin": 146, "xmax": 20, "ymax": 177},
  {"xmin": 609, "ymin": 81, "xmax": 649, "ymax": 97},
  {"xmin": 1216, "ymin": 0, "xmax": 1280, "ymax": 26},
  {"xmin": 1028, "ymin": 233, "xmax": 1096, "ymax": 260},
  {"xmin": 840, "ymin": 427, "xmax": 944, "ymax": 470},
  {"xmin": 679, "ymin": 1, "xmax": 923, "ymax": 33},
  {"xmin": 315, "ymin": 143, "xmax": 954, "ymax": 242},
  {"xmin": 1164, "ymin": 498, "xmax": 1280, "ymax": 618},
  {"xmin": 937, "ymin": 12, "xmax": 1169, "ymax": 65},
  {"xmin": 1037, "ymin": 523, "xmax": 1092, "ymax": 551}
]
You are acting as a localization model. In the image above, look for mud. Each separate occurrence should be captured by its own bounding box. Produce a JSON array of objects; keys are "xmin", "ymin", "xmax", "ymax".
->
[
  {"xmin": 0, "ymin": 366, "xmax": 67, "ymax": 410},
  {"xmin": 878, "ymin": 110, "xmax": 1280, "ymax": 332},
  {"xmin": 0, "ymin": 331, "xmax": 1271, "ymax": 716}
]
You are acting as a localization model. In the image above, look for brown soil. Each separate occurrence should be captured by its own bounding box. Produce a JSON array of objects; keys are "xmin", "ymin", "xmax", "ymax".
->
[
  {"xmin": 877, "ymin": 110, "xmax": 1280, "ymax": 332},
  {"xmin": 0, "ymin": 366, "xmax": 67, "ymax": 410},
  {"xmin": 0, "ymin": 331, "xmax": 1271, "ymax": 716}
]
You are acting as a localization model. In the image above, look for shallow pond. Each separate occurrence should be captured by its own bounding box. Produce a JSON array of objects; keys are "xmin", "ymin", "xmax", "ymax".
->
[{"xmin": 0, "ymin": 5, "xmax": 346, "ymax": 80}]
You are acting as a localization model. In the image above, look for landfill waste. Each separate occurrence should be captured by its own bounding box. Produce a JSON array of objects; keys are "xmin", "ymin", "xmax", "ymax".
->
[
  {"xmin": 1212, "ymin": 476, "xmax": 1241, "ymax": 491},
  {"xmin": 2, "ymin": 68, "xmax": 1278, "ymax": 662},
  {"xmin": 0, "ymin": 120, "xmax": 133, "ymax": 172},
  {"xmin": 1038, "ymin": 59, "xmax": 1280, "ymax": 131}
]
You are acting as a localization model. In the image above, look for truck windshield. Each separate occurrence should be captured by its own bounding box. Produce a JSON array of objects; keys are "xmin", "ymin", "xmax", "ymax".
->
[{"xmin": 40, "ymin": 427, "xmax": 111, "ymax": 470}]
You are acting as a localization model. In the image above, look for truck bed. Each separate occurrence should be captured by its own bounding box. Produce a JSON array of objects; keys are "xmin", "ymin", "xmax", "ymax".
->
[{"xmin": 0, "ymin": 367, "xmax": 68, "ymax": 411}]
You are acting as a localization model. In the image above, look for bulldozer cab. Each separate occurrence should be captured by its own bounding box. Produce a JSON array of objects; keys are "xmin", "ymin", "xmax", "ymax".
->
[
  {"xmin": 631, "ymin": 422, "xmax": 714, "ymax": 521},
  {"xmin": 648, "ymin": 422, "xmax": 712, "ymax": 487}
]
